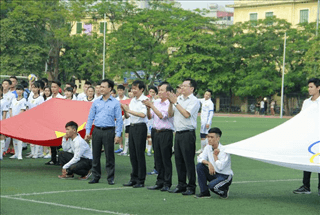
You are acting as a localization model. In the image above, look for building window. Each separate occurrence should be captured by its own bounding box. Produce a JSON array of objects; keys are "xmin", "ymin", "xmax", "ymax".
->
[
  {"xmin": 265, "ymin": 12, "xmax": 273, "ymax": 18},
  {"xmin": 300, "ymin": 9, "xmax": 309, "ymax": 23},
  {"xmin": 76, "ymin": 22, "xmax": 82, "ymax": 34},
  {"xmin": 100, "ymin": 22, "xmax": 107, "ymax": 34},
  {"xmin": 83, "ymin": 23, "xmax": 92, "ymax": 35},
  {"xmin": 250, "ymin": 13, "xmax": 258, "ymax": 26}
]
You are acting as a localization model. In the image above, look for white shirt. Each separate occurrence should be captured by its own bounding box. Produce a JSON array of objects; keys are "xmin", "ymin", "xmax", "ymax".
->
[
  {"xmin": 260, "ymin": 101, "xmax": 265, "ymax": 109},
  {"xmin": 116, "ymin": 95, "xmax": 128, "ymax": 101},
  {"xmin": 3, "ymin": 91, "xmax": 15, "ymax": 107},
  {"xmin": 77, "ymin": 92, "xmax": 86, "ymax": 101},
  {"xmin": 197, "ymin": 143, "xmax": 233, "ymax": 176},
  {"xmin": 27, "ymin": 95, "xmax": 44, "ymax": 109},
  {"xmin": 128, "ymin": 94, "xmax": 148, "ymax": 124},
  {"xmin": 62, "ymin": 135, "xmax": 92, "ymax": 169},
  {"xmin": 0, "ymin": 98, "xmax": 9, "ymax": 120},
  {"xmin": 199, "ymin": 98, "xmax": 214, "ymax": 125},
  {"xmin": 28, "ymin": 91, "xmax": 34, "ymax": 101},
  {"xmin": 173, "ymin": 94, "xmax": 200, "ymax": 132},
  {"xmin": 47, "ymin": 93, "xmax": 64, "ymax": 100},
  {"xmin": 10, "ymin": 98, "xmax": 27, "ymax": 116},
  {"xmin": 301, "ymin": 96, "xmax": 320, "ymax": 112}
]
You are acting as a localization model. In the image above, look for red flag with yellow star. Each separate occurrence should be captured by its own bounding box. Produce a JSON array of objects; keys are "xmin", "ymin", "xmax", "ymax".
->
[{"xmin": 0, "ymin": 98, "xmax": 92, "ymax": 146}]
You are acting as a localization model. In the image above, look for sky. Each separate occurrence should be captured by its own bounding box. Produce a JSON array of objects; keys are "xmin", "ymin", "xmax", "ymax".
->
[{"xmin": 177, "ymin": 0, "xmax": 234, "ymax": 12}]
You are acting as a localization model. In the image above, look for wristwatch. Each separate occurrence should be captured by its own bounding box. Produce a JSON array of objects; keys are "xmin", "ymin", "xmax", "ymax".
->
[{"xmin": 174, "ymin": 102, "xmax": 179, "ymax": 106}]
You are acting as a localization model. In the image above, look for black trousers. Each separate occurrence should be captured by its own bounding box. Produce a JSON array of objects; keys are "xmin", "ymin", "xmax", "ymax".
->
[
  {"xmin": 129, "ymin": 123, "xmax": 147, "ymax": 184},
  {"xmin": 303, "ymin": 171, "xmax": 320, "ymax": 189},
  {"xmin": 153, "ymin": 130, "xmax": 173, "ymax": 187},
  {"xmin": 91, "ymin": 127, "xmax": 115, "ymax": 181},
  {"xmin": 50, "ymin": 146, "xmax": 61, "ymax": 163},
  {"xmin": 58, "ymin": 151, "xmax": 92, "ymax": 176},
  {"xmin": 174, "ymin": 130, "xmax": 196, "ymax": 190}
]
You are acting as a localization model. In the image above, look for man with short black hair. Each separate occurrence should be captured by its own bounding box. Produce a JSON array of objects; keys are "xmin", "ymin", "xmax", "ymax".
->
[
  {"xmin": 293, "ymin": 78, "xmax": 320, "ymax": 196},
  {"xmin": 168, "ymin": 78, "xmax": 200, "ymax": 195},
  {"xmin": 196, "ymin": 127, "xmax": 233, "ymax": 199},
  {"xmin": 47, "ymin": 80, "xmax": 64, "ymax": 100},
  {"xmin": 85, "ymin": 79, "xmax": 123, "ymax": 185},
  {"xmin": 58, "ymin": 121, "xmax": 93, "ymax": 180},
  {"xmin": 122, "ymin": 80, "xmax": 148, "ymax": 188},
  {"xmin": 9, "ymin": 76, "xmax": 18, "ymax": 97}
]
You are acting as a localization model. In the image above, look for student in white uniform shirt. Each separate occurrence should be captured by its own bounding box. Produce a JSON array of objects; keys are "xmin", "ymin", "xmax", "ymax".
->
[
  {"xmin": 26, "ymin": 82, "xmax": 45, "ymax": 159},
  {"xmin": 0, "ymin": 86, "xmax": 10, "ymax": 160},
  {"xmin": 81, "ymin": 86, "xmax": 96, "ymax": 102},
  {"xmin": 146, "ymin": 86, "xmax": 158, "ymax": 157},
  {"xmin": 196, "ymin": 127, "xmax": 233, "ymax": 199},
  {"xmin": 122, "ymin": 80, "xmax": 148, "ymax": 188},
  {"xmin": 198, "ymin": 89, "xmax": 214, "ymax": 153},
  {"xmin": 58, "ymin": 121, "xmax": 93, "ymax": 180},
  {"xmin": 9, "ymin": 85, "xmax": 27, "ymax": 160},
  {"xmin": 293, "ymin": 78, "xmax": 320, "ymax": 196},
  {"xmin": 47, "ymin": 80, "xmax": 64, "ymax": 100},
  {"xmin": 77, "ymin": 81, "xmax": 92, "ymax": 101},
  {"xmin": 115, "ymin": 85, "xmax": 128, "ymax": 154},
  {"xmin": 1, "ymin": 79, "xmax": 16, "ymax": 155}
]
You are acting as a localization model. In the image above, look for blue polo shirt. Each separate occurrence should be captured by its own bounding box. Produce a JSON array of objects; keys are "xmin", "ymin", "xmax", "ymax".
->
[{"xmin": 85, "ymin": 95, "xmax": 123, "ymax": 137}]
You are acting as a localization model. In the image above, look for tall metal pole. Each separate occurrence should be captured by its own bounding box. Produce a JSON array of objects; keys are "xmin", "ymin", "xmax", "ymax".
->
[
  {"xmin": 316, "ymin": 0, "xmax": 319, "ymax": 37},
  {"xmin": 102, "ymin": 13, "xmax": 106, "ymax": 79},
  {"xmin": 280, "ymin": 32, "xmax": 287, "ymax": 119}
]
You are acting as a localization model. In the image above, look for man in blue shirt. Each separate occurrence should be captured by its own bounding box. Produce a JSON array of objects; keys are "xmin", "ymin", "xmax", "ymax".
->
[{"xmin": 85, "ymin": 79, "xmax": 123, "ymax": 185}]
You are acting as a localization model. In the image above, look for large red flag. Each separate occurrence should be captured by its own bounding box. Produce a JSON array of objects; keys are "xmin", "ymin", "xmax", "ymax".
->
[{"xmin": 0, "ymin": 98, "xmax": 92, "ymax": 146}]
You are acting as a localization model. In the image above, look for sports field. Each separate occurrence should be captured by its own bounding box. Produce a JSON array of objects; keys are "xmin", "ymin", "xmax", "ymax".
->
[{"xmin": 1, "ymin": 116, "xmax": 319, "ymax": 215}]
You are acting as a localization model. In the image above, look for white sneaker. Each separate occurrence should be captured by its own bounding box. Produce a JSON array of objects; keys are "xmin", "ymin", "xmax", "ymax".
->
[
  {"xmin": 43, "ymin": 154, "xmax": 51, "ymax": 159},
  {"xmin": 32, "ymin": 155, "xmax": 38, "ymax": 159},
  {"xmin": 10, "ymin": 155, "xmax": 17, "ymax": 159},
  {"xmin": 38, "ymin": 154, "xmax": 44, "ymax": 158},
  {"xmin": 26, "ymin": 154, "xmax": 33, "ymax": 158},
  {"xmin": 18, "ymin": 157, "xmax": 23, "ymax": 160}
]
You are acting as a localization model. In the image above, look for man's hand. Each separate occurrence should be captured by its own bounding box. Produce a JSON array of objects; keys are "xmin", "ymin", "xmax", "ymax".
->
[
  {"xmin": 121, "ymin": 104, "xmax": 129, "ymax": 112},
  {"xmin": 85, "ymin": 134, "xmax": 91, "ymax": 141},
  {"xmin": 208, "ymin": 163, "xmax": 215, "ymax": 175},
  {"xmin": 206, "ymin": 124, "xmax": 210, "ymax": 129},
  {"xmin": 167, "ymin": 92, "xmax": 177, "ymax": 104},
  {"xmin": 114, "ymin": 136, "xmax": 120, "ymax": 144},
  {"xmin": 214, "ymin": 148, "xmax": 220, "ymax": 156},
  {"xmin": 142, "ymin": 99, "xmax": 152, "ymax": 108}
]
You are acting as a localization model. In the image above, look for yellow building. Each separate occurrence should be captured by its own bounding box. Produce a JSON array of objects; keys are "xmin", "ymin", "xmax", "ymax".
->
[{"xmin": 227, "ymin": 0, "xmax": 318, "ymax": 25}]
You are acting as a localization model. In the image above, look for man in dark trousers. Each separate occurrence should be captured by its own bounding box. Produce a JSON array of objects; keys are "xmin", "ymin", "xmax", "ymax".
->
[
  {"xmin": 122, "ymin": 80, "xmax": 148, "ymax": 188},
  {"xmin": 85, "ymin": 79, "xmax": 123, "ymax": 185},
  {"xmin": 168, "ymin": 78, "xmax": 200, "ymax": 195}
]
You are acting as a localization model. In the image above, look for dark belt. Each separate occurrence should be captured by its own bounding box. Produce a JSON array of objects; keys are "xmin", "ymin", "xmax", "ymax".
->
[
  {"xmin": 130, "ymin": 122, "xmax": 146, "ymax": 127},
  {"xmin": 176, "ymin": 129, "xmax": 195, "ymax": 134},
  {"xmin": 95, "ymin": 126, "xmax": 115, "ymax": 130},
  {"xmin": 154, "ymin": 129, "xmax": 173, "ymax": 133}
]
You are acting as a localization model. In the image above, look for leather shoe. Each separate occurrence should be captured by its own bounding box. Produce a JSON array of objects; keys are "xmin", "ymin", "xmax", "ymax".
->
[
  {"xmin": 133, "ymin": 183, "xmax": 144, "ymax": 188},
  {"xmin": 123, "ymin": 181, "xmax": 136, "ymax": 186},
  {"xmin": 182, "ymin": 189, "xmax": 195, "ymax": 195},
  {"xmin": 147, "ymin": 185, "xmax": 163, "ymax": 190},
  {"xmin": 108, "ymin": 180, "xmax": 115, "ymax": 185},
  {"xmin": 169, "ymin": 187, "xmax": 186, "ymax": 193},
  {"xmin": 88, "ymin": 179, "xmax": 100, "ymax": 184},
  {"xmin": 160, "ymin": 186, "xmax": 170, "ymax": 192}
]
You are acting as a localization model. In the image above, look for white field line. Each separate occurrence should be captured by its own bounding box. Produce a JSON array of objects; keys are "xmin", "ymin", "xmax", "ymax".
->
[
  {"xmin": 1, "ymin": 196, "xmax": 130, "ymax": 215},
  {"xmin": 233, "ymin": 178, "xmax": 316, "ymax": 184}
]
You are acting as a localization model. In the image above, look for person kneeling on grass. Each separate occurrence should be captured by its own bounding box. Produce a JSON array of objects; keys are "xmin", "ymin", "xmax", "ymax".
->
[
  {"xmin": 195, "ymin": 127, "xmax": 233, "ymax": 199},
  {"xmin": 58, "ymin": 121, "xmax": 93, "ymax": 180}
]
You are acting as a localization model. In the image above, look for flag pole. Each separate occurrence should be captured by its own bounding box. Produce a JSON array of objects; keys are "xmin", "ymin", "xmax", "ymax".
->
[
  {"xmin": 102, "ymin": 13, "xmax": 106, "ymax": 79},
  {"xmin": 280, "ymin": 32, "xmax": 287, "ymax": 119}
]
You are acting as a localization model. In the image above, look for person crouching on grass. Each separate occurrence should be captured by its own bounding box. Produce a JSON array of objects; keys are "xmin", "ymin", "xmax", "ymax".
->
[
  {"xmin": 195, "ymin": 127, "xmax": 233, "ymax": 199},
  {"xmin": 58, "ymin": 121, "xmax": 93, "ymax": 180}
]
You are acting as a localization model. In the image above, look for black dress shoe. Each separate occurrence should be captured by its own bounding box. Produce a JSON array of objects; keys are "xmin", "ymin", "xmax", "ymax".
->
[
  {"xmin": 88, "ymin": 179, "xmax": 100, "ymax": 184},
  {"xmin": 147, "ymin": 185, "xmax": 163, "ymax": 190},
  {"xmin": 108, "ymin": 180, "xmax": 115, "ymax": 185},
  {"xmin": 169, "ymin": 187, "xmax": 186, "ymax": 193},
  {"xmin": 182, "ymin": 189, "xmax": 195, "ymax": 195},
  {"xmin": 160, "ymin": 186, "xmax": 170, "ymax": 192},
  {"xmin": 123, "ymin": 181, "xmax": 136, "ymax": 186},
  {"xmin": 133, "ymin": 183, "xmax": 144, "ymax": 188}
]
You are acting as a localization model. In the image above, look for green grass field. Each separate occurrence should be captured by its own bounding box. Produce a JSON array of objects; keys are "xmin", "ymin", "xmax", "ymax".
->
[{"xmin": 1, "ymin": 116, "xmax": 319, "ymax": 215}]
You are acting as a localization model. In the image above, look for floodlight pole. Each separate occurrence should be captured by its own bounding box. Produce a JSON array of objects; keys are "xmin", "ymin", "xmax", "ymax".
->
[
  {"xmin": 102, "ymin": 13, "xmax": 106, "ymax": 79},
  {"xmin": 280, "ymin": 32, "xmax": 287, "ymax": 119}
]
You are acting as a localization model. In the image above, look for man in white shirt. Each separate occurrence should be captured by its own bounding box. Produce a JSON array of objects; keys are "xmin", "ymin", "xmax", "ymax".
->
[
  {"xmin": 168, "ymin": 78, "xmax": 200, "ymax": 195},
  {"xmin": 196, "ymin": 127, "xmax": 233, "ymax": 199},
  {"xmin": 198, "ymin": 89, "xmax": 214, "ymax": 153},
  {"xmin": 115, "ymin": 84, "xmax": 128, "ymax": 153},
  {"xmin": 293, "ymin": 78, "xmax": 320, "ymax": 196},
  {"xmin": 58, "ymin": 121, "xmax": 93, "ymax": 179},
  {"xmin": 77, "ymin": 81, "xmax": 92, "ymax": 101},
  {"xmin": 122, "ymin": 80, "xmax": 148, "ymax": 188},
  {"xmin": 47, "ymin": 80, "xmax": 64, "ymax": 100},
  {"xmin": 260, "ymin": 99, "xmax": 265, "ymax": 115}
]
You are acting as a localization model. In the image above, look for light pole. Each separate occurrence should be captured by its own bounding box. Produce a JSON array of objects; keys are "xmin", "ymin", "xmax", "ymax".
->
[
  {"xmin": 280, "ymin": 32, "xmax": 287, "ymax": 119},
  {"xmin": 102, "ymin": 13, "xmax": 106, "ymax": 79},
  {"xmin": 316, "ymin": 0, "xmax": 319, "ymax": 37}
]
